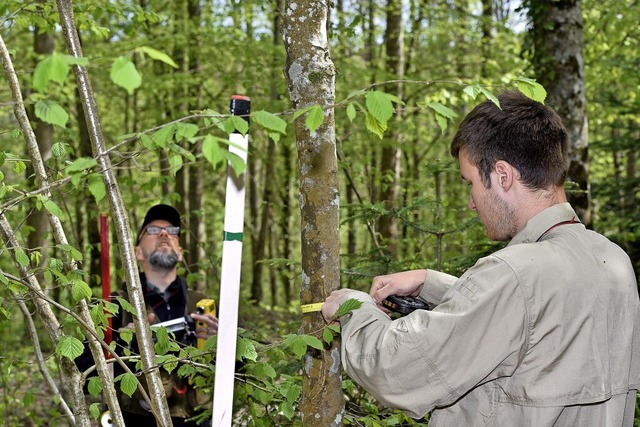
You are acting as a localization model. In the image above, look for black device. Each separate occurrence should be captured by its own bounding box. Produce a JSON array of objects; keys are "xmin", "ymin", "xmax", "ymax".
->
[{"xmin": 382, "ymin": 294, "xmax": 431, "ymax": 315}]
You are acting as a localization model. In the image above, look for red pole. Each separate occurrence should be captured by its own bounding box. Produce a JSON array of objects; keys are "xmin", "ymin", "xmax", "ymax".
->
[{"xmin": 100, "ymin": 213, "xmax": 112, "ymax": 357}]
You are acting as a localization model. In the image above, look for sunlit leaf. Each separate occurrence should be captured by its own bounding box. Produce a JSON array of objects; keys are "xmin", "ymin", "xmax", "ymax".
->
[
  {"xmin": 35, "ymin": 100, "xmax": 69, "ymax": 128},
  {"xmin": 332, "ymin": 298, "xmax": 363, "ymax": 320},
  {"xmin": 137, "ymin": 46, "xmax": 178, "ymax": 68},
  {"xmin": 56, "ymin": 335, "xmax": 84, "ymax": 360},
  {"xmin": 119, "ymin": 373, "xmax": 139, "ymax": 397},
  {"xmin": 252, "ymin": 110, "xmax": 286, "ymax": 134},
  {"xmin": 66, "ymin": 157, "xmax": 97, "ymax": 173},
  {"xmin": 516, "ymin": 77, "xmax": 547, "ymax": 103},
  {"xmin": 305, "ymin": 105, "xmax": 324, "ymax": 133},
  {"xmin": 110, "ymin": 56, "xmax": 141, "ymax": 95}
]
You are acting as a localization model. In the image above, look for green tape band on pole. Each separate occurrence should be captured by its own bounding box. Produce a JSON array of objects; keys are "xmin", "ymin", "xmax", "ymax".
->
[{"xmin": 224, "ymin": 231, "xmax": 243, "ymax": 242}]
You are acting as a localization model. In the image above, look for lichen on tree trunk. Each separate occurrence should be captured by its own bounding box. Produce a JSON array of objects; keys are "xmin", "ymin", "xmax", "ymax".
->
[{"xmin": 283, "ymin": 1, "xmax": 344, "ymax": 425}]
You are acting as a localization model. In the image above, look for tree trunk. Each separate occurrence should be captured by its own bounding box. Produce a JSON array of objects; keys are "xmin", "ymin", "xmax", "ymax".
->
[
  {"xmin": 55, "ymin": 0, "xmax": 173, "ymax": 424},
  {"xmin": 377, "ymin": 0, "xmax": 405, "ymax": 259},
  {"xmin": 283, "ymin": 1, "xmax": 343, "ymax": 425},
  {"xmin": 530, "ymin": 0, "xmax": 590, "ymax": 226},
  {"xmin": 26, "ymin": 26, "xmax": 54, "ymax": 285}
]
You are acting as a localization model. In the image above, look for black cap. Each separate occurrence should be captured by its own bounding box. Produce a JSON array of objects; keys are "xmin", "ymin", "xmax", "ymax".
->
[{"xmin": 136, "ymin": 204, "xmax": 181, "ymax": 244}]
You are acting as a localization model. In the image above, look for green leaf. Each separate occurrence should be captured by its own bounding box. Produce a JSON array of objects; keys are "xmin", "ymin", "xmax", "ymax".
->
[
  {"xmin": 237, "ymin": 336, "xmax": 258, "ymax": 362},
  {"xmin": 157, "ymin": 354, "xmax": 179, "ymax": 373},
  {"xmin": 35, "ymin": 100, "xmax": 69, "ymax": 128},
  {"xmin": 364, "ymin": 112, "xmax": 386, "ymax": 139},
  {"xmin": 71, "ymin": 279, "xmax": 92, "ymax": 302},
  {"xmin": 152, "ymin": 123, "xmax": 177, "ymax": 148},
  {"xmin": 427, "ymin": 102, "xmax": 457, "ymax": 119},
  {"xmin": 57, "ymin": 243, "xmax": 83, "ymax": 261},
  {"xmin": 13, "ymin": 160, "xmax": 26, "ymax": 174},
  {"xmin": 427, "ymin": 102, "xmax": 458, "ymax": 134},
  {"xmin": 463, "ymin": 84, "xmax": 500, "ymax": 108},
  {"xmin": 254, "ymin": 362, "xmax": 277, "ymax": 379},
  {"xmin": 40, "ymin": 196, "xmax": 64, "ymax": 218},
  {"xmin": 223, "ymin": 116, "xmax": 249, "ymax": 135},
  {"xmin": 202, "ymin": 135, "xmax": 225, "ymax": 169},
  {"xmin": 52, "ymin": 142, "xmax": 68, "ymax": 158},
  {"xmin": 87, "ymin": 377, "xmax": 103, "ymax": 397},
  {"xmin": 282, "ymin": 381, "xmax": 301, "ymax": 404},
  {"xmin": 152, "ymin": 326, "xmax": 171, "ymax": 355},
  {"xmin": 115, "ymin": 296, "xmax": 136, "ymax": 316},
  {"xmin": 252, "ymin": 110, "xmax": 287, "ymax": 134},
  {"xmin": 302, "ymin": 334, "xmax": 323, "ymax": 351},
  {"xmin": 119, "ymin": 373, "xmax": 139, "ymax": 397},
  {"xmin": 305, "ymin": 105, "xmax": 324, "ymax": 133},
  {"xmin": 283, "ymin": 334, "xmax": 308, "ymax": 359},
  {"xmin": 140, "ymin": 134, "xmax": 155, "ymax": 150},
  {"xmin": 169, "ymin": 154, "xmax": 183, "ymax": 176},
  {"xmin": 366, "ymin": 90, "xmax": 394, "ymax": 124},
  {"xmin": 119, "ymin": 328, "xmax": 133, "ymax": 345},
  {"xmin": 23, "ymin": 390, "xmax": 35, "ymax": 407},
  {"xmin": 175, "ymin": 122, "xmax": 200, "ymax": 140},
  {"xmin": 32, "ymin": 53, "xmax": 70, "ymax": 92},
  {"xmin": 322, "ymin": 326, "xmax": 335, "ymax": 344},
  {"xmin": 279, "ymin": 402, "xmax": 295, "ymax": 420},
  {"xmin": 137, "ymin": 46, "xmax": 178, "ymax": 68},
  {"xmin": 228, "ymin": 152, "xmax": 247, "ymax": 176},
  {"xmin": 89, "ymin": 402, "xmax": 101, "ymax": 420},
  {"xmin": 87, "ymin": 174, "xmax": 106, "ymax": 203},
  {"xmin": 463, "ymin": 83, "xmax": 483, "ymax": 99},
  {"xmin": 66, "ymin": 157, "xmax": 97, "ymax": 173},
  {"xmin": 346, "ymin": 103, "xmax": 356, "ymax": 122},
  {"xmin": 333, "ymin": 298, "xmax": 363, "ymax": 320},
  {"xmin": 56, "ymin": 335, "xmax": 84, "ymax": 360},
  {"xmin": 15, "ymin": 248, "xmax": 30, "ymax": 267},
  {"xmin": 110, "ymin": 57, "xmax": 142, "ymax": 95},
  {"xmin": 516, "ymin": 78, "xmax": 547, "ymax": 103}
]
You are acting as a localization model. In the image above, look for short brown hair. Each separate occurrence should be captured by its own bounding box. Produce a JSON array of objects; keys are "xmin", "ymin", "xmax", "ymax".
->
[{"xmin": 450, "ymin": 90, "xmax": 568, "ymax": 190}]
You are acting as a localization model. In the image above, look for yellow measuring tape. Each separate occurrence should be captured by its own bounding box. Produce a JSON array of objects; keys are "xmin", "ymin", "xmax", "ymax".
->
[{"xmin": 300, "ymin": 302, "xmax": 324, "ymax": 313}]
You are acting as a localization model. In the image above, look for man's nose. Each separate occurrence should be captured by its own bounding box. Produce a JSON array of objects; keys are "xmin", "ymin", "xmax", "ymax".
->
[{"xmin": 468, "ymin": 195, "xmax": 476, "ymax": 211}]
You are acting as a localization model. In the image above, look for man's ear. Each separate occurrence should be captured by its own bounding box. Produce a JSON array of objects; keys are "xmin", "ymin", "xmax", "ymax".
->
[
  {"xmin": 134, "ymin": 245, "xmax": 144, "ymax": 261},
  {"xmin": 494, "ymin": 160, "xmax": 514, "ymax": 191}
]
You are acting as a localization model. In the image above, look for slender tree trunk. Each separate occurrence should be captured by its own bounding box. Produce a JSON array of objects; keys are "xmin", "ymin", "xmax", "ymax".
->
[
  {"xmin": 186, "ymin": 0, "xmax": 207, "ymax": 292},
  {"xmin": 26, "ymin": 26, "xmax": 54, "ymax": 285},
  {"xmin": 530, "ymin": 0, "xmax": 590, "ymax": 226},
  {"xmin": 55, "ymin": 0, "xmax": 173, "ymax": 424},
  {"xmin": 377, "ymin": 0, "xmax": 405, "ymax": 259},
  {"xmin": 283, "ymin": 1, "xmax": 343, "ymax": 424}
]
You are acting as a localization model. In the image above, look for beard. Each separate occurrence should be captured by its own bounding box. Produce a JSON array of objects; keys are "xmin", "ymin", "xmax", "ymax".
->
[
  {"xmin": 481, "ymin": 188, "xmax": 518, "ymax": 241},
  {"xmin": 148, "ymin": 249, "xmax": 180, "ymax": 270}
]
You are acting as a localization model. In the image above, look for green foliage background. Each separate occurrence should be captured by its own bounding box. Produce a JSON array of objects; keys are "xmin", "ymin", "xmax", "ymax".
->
[{"xmin": 0, "ymin": 0, "xmax": 638, "ymax": 425}]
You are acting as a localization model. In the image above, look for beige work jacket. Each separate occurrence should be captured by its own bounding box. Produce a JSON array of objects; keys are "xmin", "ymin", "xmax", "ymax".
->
[{"xmin": 340, "ymin": 203, "xmax": 640, "ymax": 426}]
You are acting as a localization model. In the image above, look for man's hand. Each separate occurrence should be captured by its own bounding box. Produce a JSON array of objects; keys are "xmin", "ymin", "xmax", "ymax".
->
[
  {"xmin": 370, "ymin": 269, "xmax": 427, "ymax": 305},
  {"xmin": 191, "ymin": 313, "xmax": 219, "ymax": 339},
  {"xmin": 322, "ymin": 289, "xmax": 375, "ymax": 323}
]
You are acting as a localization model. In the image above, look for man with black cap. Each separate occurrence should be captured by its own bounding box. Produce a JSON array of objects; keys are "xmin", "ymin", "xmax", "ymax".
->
[
  {"xmin": 77, "ymin": 204, "xmax": 218, "ymax": 426},
  {"xmin": 117, "ymin": 204, "xmax": 218, "ymax": 426}
]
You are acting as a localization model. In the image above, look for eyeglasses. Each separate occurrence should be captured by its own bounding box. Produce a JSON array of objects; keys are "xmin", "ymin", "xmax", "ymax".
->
[{"xmin": 142, "ymin": 226, "xmax": 181, "ymax": 237}]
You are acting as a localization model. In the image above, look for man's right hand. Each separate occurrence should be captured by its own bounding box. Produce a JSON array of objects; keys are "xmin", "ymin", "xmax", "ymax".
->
[{"xmin": 370, "ymin": 269, "xmax": 428, "ymax": 305}]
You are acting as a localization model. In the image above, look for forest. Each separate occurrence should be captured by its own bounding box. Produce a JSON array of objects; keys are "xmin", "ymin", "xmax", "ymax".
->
[{"xmin": 0, "ymin": 0, "xmax": 638, "ymax": 426}]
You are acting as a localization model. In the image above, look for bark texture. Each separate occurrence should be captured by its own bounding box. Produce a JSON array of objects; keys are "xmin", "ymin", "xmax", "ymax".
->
[
  {"xmin": 283, "ymin": 1, "xmax": 344, "ymax": 425},
  {"xmin": 530, "ymin": 0, "xmax": 591, "ymax": 226}
]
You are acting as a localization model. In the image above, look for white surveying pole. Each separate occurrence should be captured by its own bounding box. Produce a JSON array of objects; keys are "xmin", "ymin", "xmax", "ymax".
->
[{"xmin": 211, "ymin": 95, "xmax": 250, "ymax": 427}]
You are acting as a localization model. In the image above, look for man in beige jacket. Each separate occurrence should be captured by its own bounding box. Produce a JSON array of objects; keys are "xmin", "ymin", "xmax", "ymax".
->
[{"xmin": 323, "ymin": 90, "xmax": 640, "ymax": 426}]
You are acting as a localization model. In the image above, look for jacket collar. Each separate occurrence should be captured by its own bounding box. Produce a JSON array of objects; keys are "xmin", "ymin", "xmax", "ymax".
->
[{"xmin": 509, "ymin": 203, "xmax": 581, "ymax": 246}]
